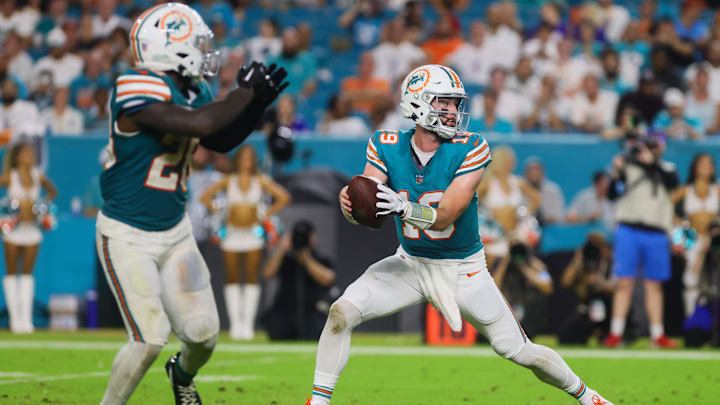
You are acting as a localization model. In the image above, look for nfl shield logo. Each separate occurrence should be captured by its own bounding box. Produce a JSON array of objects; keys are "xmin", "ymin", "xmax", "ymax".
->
[
  {"xmin": 142, "ymin": 43, "xmax": 147, "ymax": 51},
  {"xmin": 416, "ymin": 174, "xmax": 424, "ymax": 184}
]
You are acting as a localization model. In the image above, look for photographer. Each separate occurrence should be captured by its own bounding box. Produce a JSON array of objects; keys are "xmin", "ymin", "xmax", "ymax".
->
[
  {"xmin": 493, "ymin": 240, "xmax": 553, "ymax": 339},
  {"xmin": 262, "ymin": 221, "xmax": 337, "ymax": 340},
  {"xmin": 604, "ymin": 132, "xmax": 679, "ymax": 348},
  {"xmin": 557, "ymin": 233, "xmax": 614, "ymax": 344}
]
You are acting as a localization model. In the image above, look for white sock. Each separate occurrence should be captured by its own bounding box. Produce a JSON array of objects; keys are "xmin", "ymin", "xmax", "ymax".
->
[
  {"xmin": 100, "ymin": 342, "xmax": 163, "ymax": 405},
  {"xmin": 610, "ymin": 317, "xmax": 625, "ymax": 336},
  {"xmin": 224, "ymin": 284, "xmax": 242, "ymax": 339},
  {"xmin": 650, "ymin": 323, "xmax": 664, "ymax": 340},
  {"xmin": 311, "ymin": 371, "xmax": 338, "ymax": 405},
  {"xmin": 243, "ymin": 284, "xmax": 261, "ymax": 340},
  {"xmin": 311, "ymin": 299, "xmax": 363, "ymax": 404},
  {"xmin": 2, "ymin": 275, "xmax": 19, "ymax": 332},
  {"xmin": 18, "ymin": 275, "xmax": 34, "ymax": 333}
]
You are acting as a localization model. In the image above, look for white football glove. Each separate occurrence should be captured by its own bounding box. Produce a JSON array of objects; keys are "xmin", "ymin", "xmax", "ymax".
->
[
  {"xmin": 376, "ymin": 184, "xmax": 407, "ymax": 216},
  {"xmin": 376, "ymin": 184, "xmax": 437, "ymax": 230}
]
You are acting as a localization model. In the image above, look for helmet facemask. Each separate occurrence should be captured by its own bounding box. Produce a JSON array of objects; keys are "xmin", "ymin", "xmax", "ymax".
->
[
  {"xmin": 423, "ymin": 92, "xmax": 469, "ymax": 139},
  {"xmin": 194, "ymin": 33, "xmax": 220, "ymax": 77}
]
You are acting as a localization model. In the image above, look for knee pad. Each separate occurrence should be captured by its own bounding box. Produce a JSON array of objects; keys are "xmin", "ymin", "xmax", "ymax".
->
[
  {"xmin": 181, "ymin": 313, "xmax": 220, "ymax": 345},
  {"xmin": 491, "ymin": 334, "xmax": 525, "ymax": 360},
  {"xmin": 327, "ymin": 299, "xmax": 362, "ymax": 335}
]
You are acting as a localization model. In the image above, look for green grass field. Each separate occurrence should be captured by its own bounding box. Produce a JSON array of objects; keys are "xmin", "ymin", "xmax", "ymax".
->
[{"xmin": 0, "ymin": 331, "xmax": 718, "ymax": 405}]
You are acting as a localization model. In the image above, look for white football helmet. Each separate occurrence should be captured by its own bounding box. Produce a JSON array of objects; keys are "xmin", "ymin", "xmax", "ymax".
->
[
  {"xmin": 130, "ymin": 3, "xmax": 220, "ymax": 78},
  {"xmin": 400, "ymin": 64, "xmax": 469, "ymax": 139}
]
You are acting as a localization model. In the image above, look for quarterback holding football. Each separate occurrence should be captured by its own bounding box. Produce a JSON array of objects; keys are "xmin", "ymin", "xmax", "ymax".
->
[{"xmin": 306, "ymin": 64, "xmax": 614, "ymax": 405}]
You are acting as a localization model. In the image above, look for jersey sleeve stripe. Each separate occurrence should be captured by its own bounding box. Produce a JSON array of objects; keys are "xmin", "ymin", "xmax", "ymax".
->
[
  {"xmin": 455, "ymin": 154, "xmax": 491, "ymax": 175},
  {"xmin": 117, "ymin": 83, "xmax": 171, "ymax": 96},
  {"xmin": 117, "ymin": 90, "xmax": 171, "ymax": 101},
  {"xmin": 459, "ymin": 153, "xmax": 490, "ymax": 169},
  {"xmin": 116, "ymin": 74, "xmax": 165, "ymax": 84},
  {"xmin": 464, "ymin": 142, "xmax": 488, "ymax": 161},
  {"xmin": 368, "ymin": 138, "xmax": 379, "ymax": 154},
  {"xmin": 462, "ymin": 149, "xmax": 490, "ymax": 167},
  {"xmin": 367, "ymin": 154, "xmax": 388, "ymax": 173},
  {"xmin": 117, "ymin": 79, "xmax": 168, "ymax": 86}
]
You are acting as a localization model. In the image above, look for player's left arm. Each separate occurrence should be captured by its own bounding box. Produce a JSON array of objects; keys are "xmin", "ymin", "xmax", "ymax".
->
[
  {"xmin": 258, "ymin": 174, "xmax": 291, "ymax": 218},
  {"xmin": 39, "ymin": 175, "xmax": 58, "ymax": 202},
  {"xmin": 431, "ymin": 167, "xmax": 486, "ymax": 231}
]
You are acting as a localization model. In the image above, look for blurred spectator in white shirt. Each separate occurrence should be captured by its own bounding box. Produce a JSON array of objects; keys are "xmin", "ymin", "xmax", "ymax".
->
[
  {"xmin": 566, "ymin": 171, "xmax": 615, "ymax": 232},
  {"xmin": 0, "ymin": 0, "xmax": 22, "ymax": 38},
  {"xmin": 520, "ymin": 75, "xmax": 567, "ymax": 132},
  {"xmin": 523, "ymin": 22, "xmax": 560, "ymax": 69},
  {"xmin": 447, "ymin": 21, "xmax": 490, "ymax": 87},
  {"xmin": 592, "ymin": 0, "xmax": 631, "ymax": 43},
  {"xmin": 471, "ymin": 67, "xmax": 530, "ymax": 127},
  {"xmin": 13, "ymin": 0, "xmax": 41, "ymax": 39},
  {"xmin": 42, "ymin": 87, "xmax": 84, "ymax": 135},
  {"xmin": 652, "ymin": 87, "xmax": 703, "ymax": 140},
  {"xmin": 685, "ymin": 40, "xmax": 720, "ymax": 97},
  {"xmin": 0, "ymin": 79, "xmax": 45, "ymax": 142},
  {"xmin": 32, "ymin": 28, "xmax": 83, "ymax": 88},
  {"xmin": 570, "ymin": 73, "xmax": 618, "ymax": 133},
  {"xmin": 507, "ymin": 55, "xmax": 541, "ymax": 100},
  {"xmin": 685, "ymin": 67, "xmax": 720, "ymax": 135},
  {"xmin": 524, "ymin": 157, "xmax": 565, "ymax": 225},
  {"xmin": 616, "ymin": 21, "xmax": 650, "ymax": 87},
  {"xmin": 91, "ymin": 0, "xmax": 130, "ymax": 40},
  {"xmin": 372, "ymin": 18, "xmax": 426, "ymax": 85},
  {"xmin": 548, "ymin": 38, "xmax": 598, "ymax": 97},
  {"xmin": 483, "ymin": 3, "xmax": 521, "ymax": 71},
  {"xmin": 317, "ymin": 94, "xmax": 369, "ymax": 137},
  {"xmin": 4, "ymin": 31, "xmax": 33, "ymax": 88},
  {"xmin": 243, "ymin": 19, "xmax": 281, "ymax": 65}
]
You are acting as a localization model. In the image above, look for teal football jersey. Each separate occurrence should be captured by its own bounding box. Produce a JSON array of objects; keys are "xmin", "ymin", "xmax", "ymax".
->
[
  {"xmin": 366, "ymin": 128, "xmax": 491, "ymax": 259},
  {"xmin": 100, "ymin": 68, "xmax": 213, "ymax": 231}
]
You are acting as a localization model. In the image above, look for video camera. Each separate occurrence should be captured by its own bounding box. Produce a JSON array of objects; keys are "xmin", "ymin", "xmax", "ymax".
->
[{"xmin": 292, "ymin": 220, "xmax": 314, "ymax": 251}]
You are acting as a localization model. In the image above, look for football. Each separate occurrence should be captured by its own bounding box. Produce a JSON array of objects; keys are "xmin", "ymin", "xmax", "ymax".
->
[{"xmin": 347, "ymin": 175, "xmax": 387, "ymax": 229}]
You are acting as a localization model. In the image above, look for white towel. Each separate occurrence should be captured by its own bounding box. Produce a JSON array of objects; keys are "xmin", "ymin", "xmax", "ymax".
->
[{"xmin": 414, "ymin": 259, "xmax": 462, "ymax": 332}]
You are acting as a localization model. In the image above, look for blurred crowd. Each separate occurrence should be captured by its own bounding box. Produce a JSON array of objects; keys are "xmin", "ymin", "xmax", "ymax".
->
[{"xmin": 3, "ymin": 0, "xmax": 720, "ymax": 140}]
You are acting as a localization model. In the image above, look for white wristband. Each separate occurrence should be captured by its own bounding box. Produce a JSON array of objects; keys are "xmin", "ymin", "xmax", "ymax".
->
[{"xmin": 401, "ymin": 202, "xmax": 437, "ymax": 230}]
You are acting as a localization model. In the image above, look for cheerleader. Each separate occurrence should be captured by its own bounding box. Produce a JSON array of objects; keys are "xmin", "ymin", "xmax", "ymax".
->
[
  {"xmin": 201, "ymin": 146, "xmax": 290, "ymax": 339},
  {"xmin": 0, "ymin": 143, "xmax": 57, "ymax": 333}
]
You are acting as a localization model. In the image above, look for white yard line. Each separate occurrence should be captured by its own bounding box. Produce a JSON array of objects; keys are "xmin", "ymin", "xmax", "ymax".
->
[
  {"xmin": 0, "ymin": 371, "xmax": 110, "ymax": 385},
  {"xmin": 0, "ymin": 340, "xmax": 719, "ymax": 360}
]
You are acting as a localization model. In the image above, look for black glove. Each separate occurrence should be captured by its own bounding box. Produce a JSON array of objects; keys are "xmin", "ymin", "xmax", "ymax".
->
[
  {"xmin": 258, "ymin": 63, "xmax": 290, "ymax": 108},
  {"xmin": 236, "ymin": 61, "xmax": 270, "ymax": 92},
  {"xmin": 236, "ymin": 62, "xmax": 289, "ymax": 108}
]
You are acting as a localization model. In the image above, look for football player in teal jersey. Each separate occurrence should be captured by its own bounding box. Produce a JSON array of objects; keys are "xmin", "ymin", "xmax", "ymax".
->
[
  {"xmin": 96, "ymin": 3, "xmax": 288, "ymax": 405},
  {"xmin": 307, "ymin": 65, "xmax": 614, "ymax": 405}
]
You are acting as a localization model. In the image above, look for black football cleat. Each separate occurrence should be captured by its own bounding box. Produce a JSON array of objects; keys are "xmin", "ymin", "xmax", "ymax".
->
[{"xmin": 165, "ymin": 352, "xmax": 203, "ymax": 405}]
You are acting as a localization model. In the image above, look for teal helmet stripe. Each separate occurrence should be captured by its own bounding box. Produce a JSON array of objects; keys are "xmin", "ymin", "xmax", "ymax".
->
[{"xmin": 438, "ymin": 66, "xmax": 456, "ymax": 88}]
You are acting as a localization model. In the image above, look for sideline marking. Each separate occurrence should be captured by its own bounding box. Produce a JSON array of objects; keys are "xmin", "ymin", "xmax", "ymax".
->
[{"xmin": 0, "ymin": 340, "xmax": 718, "ymax": 360}]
